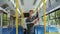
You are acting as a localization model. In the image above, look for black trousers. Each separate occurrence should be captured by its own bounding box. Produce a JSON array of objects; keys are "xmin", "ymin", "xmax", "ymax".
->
[
  {"xmin": 24, "ymin": 29, "xmax": 26, "ymax": 34},
  {"xmin": 27, "ymin": 23, "xmax": 34, "ymax": 34}
]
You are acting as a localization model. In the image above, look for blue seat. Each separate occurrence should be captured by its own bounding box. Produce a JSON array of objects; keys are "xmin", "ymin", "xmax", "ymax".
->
[
  {"xmin": 18, "ymin": 26, "xmax": 24, "ymax": 34},
  {"xmin": 2, "ymin": 26, "xmax": 24, "ymax": 34},
  {"xmin": 2, "ymin": 28, "xmax": 10, "ymax": 34},
  {"xmin": 12, "ymin": 26, "xmax": 24, "ymax": 34},
  {"xmin": 46, "ymin": 26, "xmax": 58, "ymax": 32},
  {"xmin": 49, "ymin": 27, "xmax": 58, "ymax": 32},
  {"xmin": 12, "ymin": 27, "xmax": 16, "ymax": 34},
  {"xmin": 34, "ymin": 25, "xmax": 58, "ymax": 34},
  {"xmin": 34, "ymin": 25, "xmax": 44, "ymax": 34}
]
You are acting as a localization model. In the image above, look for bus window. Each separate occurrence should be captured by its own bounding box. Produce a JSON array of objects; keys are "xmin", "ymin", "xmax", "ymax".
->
[
  {"xmin": 49, "ymin": 12, "xmax": 55, "ymax": 19},
  {"xmin": 46, "ymin": 15, "xmax": 50, "ymax": 26},
  {"xmin": 56, "ymin": 9, "xmax": 60, "ymax": 18},
  {"xmin": 56, "ymin": 9, "xmax": 60, "ymax": 26},
  {"xmin": 56, "ymin": 19, "xmax": 59, "ymax": 25},
  {"xmin": 2, "ymin": 13, "xmax": 9, "ymax": 26},
  {"xmin": 50, "ymin": 20, "xmax": 56, "ymax": 25}
]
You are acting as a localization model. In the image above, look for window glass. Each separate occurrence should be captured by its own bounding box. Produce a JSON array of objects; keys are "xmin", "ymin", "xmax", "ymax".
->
[
  {"xmin": 2, "ymin": 14, "xmax": 9, "ymax": 26},
  {"xmin": 42, "ymin": 15, "xmax": 49, "ymax": 26},
  {"xmin": 49, "ymin": 12, "xmax": 57, "ymax": 25},
  {"xmin": 52, "ymin": 20, "xmax": 56, "ymax": 25},
  {"xmin": 56, "ymin": 9, "xmax": 60, "ymax": 18},
  {"xmin": 56, "ymin": 19, "xmax": 59, "ymax": 25},
  {"xmin": 49, "ymin": 12, "xmax": 55, "ymax": 19},
  {"xmin": 46, "ymin": 15, "xmax": 50, "ymax": 26},
  {"xmin": 50, "ymin": 19, "xmax": 56, "ymax": 25},
  {"xmin": 49, "ymin": 9, "xmax": 60, "ymax": 26},
  {"xmin": 56, "ymin": 9, "xmax": 60, "ymax": 25},
  {"xmin": 49, "ymin": 20, "xmax": 53, "ymax": 25}
]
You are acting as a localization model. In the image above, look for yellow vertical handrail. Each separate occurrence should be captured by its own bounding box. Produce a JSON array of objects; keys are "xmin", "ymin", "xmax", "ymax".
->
[
  {"xmin": 42, "ymin": 0, "xmax": 46, "ymax": 34},
  {"xmin": 20, "ymin": 8, "xmax": 24, "ymax": 27},
  {"xmin": 15, "ymin": 0, "xmax": 24, "ymax": 28},
  {"xmin": 18, "ymin": 0, "xmax": 24, "ymax": 27},
  {"xmin": 43, "ymin": 2, "xmax": 46, "ymax": 34},
  {"xmin": 15, "ymin": 0, "xmax": 19, "ymax": 34},
  {"xmin": 33, "ymin": 0, "xmax": 43, "ymax": 15},
  {"xmin": 33, "ymin": 0, "xmax": 47, "ymax": 34}
]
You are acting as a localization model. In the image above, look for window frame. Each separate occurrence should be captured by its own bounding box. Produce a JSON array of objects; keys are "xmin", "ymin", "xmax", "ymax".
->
[{"xmin": 0, "ymin": 14, "xmax": 1, "ymax": 27}]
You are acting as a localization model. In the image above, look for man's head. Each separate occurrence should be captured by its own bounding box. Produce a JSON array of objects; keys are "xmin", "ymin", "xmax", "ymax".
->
[
  {"xmin": 29, "ymin": 10, "xmax": 34, "ymax": 17},
  {"xmin": 29, "ymin": 10, "xmax": 34, "ymax": 15}
]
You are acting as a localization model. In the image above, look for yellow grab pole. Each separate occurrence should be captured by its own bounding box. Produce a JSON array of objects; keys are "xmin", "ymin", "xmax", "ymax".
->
[
  {"xmin": 34, "ymin": 0, "xmax": 47, "ymax": 34},
  {"xmin": 33, "ymin": 1, "xmax": 42, "ymax": 16},
  {"xmin": 43, "ymin": 0, "xmax": 46, "ymax": 34},
  {"xmin": 43, "ymin": 3, "xmax": 46, "ymax": 34},
  {"xmin": 18, "ymin": 2, "xmax": 24, "ymax": 27},
  {"xmin": 20, "ymin": 9, "xmax": 24, "ymax": 27},
  {"xmin": 33, "ymin": 0, "xmax": 43, "ymax": 17},
  {"xmin": 15, "ymin": 0, "xmax": 19, "ymax": 34}
]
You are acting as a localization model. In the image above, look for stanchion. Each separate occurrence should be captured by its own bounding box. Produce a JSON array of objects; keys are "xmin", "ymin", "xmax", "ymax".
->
[
  {"xmin": 15, "ymin": 0, "xmax": 24, "ymax": 34},
  {"xmin": 15, "ymin": 0, "xmax": 19, "ymax": 34},
  {"xmin": 33, "ymin": 0, "xmax": 47, "ymax": 34}
]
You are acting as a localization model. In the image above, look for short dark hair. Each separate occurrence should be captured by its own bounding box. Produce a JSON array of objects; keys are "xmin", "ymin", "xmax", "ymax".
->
[{"xmin": 29, "ymin": 10, "xmax": 34, "ymax": 13}]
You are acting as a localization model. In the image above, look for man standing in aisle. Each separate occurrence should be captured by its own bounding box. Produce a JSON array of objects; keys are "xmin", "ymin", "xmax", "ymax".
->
[{"xmin": 26, "ymin": 10, "xmax": 39, "ymax": 34}]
